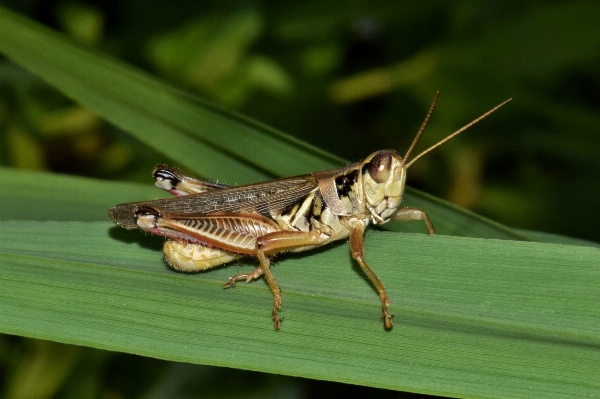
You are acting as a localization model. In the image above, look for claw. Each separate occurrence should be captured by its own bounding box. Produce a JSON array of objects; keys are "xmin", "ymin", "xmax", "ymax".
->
[
  {"xmin": 382, "ymin": 308, "xmax": 394, "ymax": 329},
  {"xmin": 222, "ymin": 279, "xmax": 236, "ymax": 289},
  {"xmin": 272, "ymin": 309, "xmax": 282, "ymax": 330}
]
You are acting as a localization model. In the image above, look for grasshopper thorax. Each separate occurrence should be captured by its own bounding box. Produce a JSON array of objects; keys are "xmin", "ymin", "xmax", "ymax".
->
[{"xmin": 360, "ymin": 150, "xmax": 407, "ymax": 224}]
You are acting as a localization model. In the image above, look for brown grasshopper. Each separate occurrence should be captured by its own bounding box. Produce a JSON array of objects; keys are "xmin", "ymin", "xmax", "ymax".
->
[{"xmin": 109, "ymin": 93, "xmax": 511, "ymax": 330}]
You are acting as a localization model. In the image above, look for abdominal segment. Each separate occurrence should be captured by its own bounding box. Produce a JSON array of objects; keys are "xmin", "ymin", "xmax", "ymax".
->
[{"xmin": 164, "ymin": 240, "xmax": 242, "ymax": 272}]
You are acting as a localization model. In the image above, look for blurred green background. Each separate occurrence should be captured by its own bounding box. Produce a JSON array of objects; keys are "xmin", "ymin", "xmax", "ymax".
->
[{"xmin": 0, "ymin": 1, "xmax": 598, "ymax": 398}]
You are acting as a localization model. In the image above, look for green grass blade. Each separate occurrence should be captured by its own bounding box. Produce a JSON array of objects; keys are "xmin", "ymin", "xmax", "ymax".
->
[
  {"xmin": 0, "ymin": 5, "xmax": 342, "ymax": 184},
  {"xmin": 0, "ymin": 167, "xmax": 156, "ymax": 221},
  {"xmin": 0, "ymin": 220, "xmax": 598, "ymax": 398},
  {"xmin": 515, "ymin": 229, "xmax": 600, "ymax": 248}
]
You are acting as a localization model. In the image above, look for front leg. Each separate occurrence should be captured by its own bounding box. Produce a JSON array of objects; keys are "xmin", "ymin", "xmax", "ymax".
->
[
  {"xmin": 391, "ymin": 207, "xmax": 436, "ymax": 234},
  {"xmin": 350, "ymin": 222, "xmax": 393, "ymax": 329}
]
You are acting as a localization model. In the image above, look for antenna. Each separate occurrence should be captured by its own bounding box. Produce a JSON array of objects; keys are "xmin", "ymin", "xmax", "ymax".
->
[
  {"xmin": 404, "ymin": 97, "xmax": 512, "ymax": 169},
  {"xmin": 401, "ymin": 91, "xmax": 439, "ymax": 167}
]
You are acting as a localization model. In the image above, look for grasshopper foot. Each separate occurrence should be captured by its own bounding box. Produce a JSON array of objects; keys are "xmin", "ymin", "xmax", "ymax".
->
[
  {"xmin": 271, "ymin": 296, "xmax": 283, "ymax": 330},
  {"xmin": 380, "ymin": 295, "xmax": 393, "ymax": 329},
  {"xmin": 382, "ymin": 307, "xmax": 394, "ymax": 329},
  {"xmin": 222, "ymin": 278, "xmax": 237, "ymax": 289},
  {"xmin": 272, "ymin": 308, "xmax": 282, "ymax": 330}
]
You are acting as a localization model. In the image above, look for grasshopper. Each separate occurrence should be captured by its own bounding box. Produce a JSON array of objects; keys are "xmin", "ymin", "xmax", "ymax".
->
[{"xmin": 109, "ymin": 93, "xmax": 510, "ymax": 330}]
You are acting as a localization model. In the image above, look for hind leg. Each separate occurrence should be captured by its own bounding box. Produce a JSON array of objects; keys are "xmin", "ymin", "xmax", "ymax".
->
[{"xmin": 222, "ymin": 266, "xmax": 264, "ymax": 288}]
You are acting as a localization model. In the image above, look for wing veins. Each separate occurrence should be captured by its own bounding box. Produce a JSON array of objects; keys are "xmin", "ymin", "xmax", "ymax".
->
[{"xmin": 138, "ymin": 175, "xmax": 318, "ymax": 216}]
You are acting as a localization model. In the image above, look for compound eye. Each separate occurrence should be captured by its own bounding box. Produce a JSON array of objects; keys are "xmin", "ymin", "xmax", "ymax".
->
[{"xmin": 367, "ymin": 152, "xmax": 393, "ymax": 183}]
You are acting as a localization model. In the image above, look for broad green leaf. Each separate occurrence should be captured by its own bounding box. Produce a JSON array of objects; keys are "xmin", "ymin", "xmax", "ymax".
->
[
  {"xmin": 0, "ymin": 5, "xmax": 526, "ymax": 240},
  {"xmin": 0, "ymin": 220, "xmax": 599, "ymax": 398}
]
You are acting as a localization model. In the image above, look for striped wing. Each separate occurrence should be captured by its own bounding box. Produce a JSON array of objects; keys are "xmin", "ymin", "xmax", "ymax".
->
[{"xmin": 110, "ymin": 175, "xmax": 318, "ymax": 229}]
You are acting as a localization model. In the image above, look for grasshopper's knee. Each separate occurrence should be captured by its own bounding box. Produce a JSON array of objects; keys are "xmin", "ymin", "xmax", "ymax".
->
[{"xmin": 351, "ymin": 250, "xmax": 364, "ymax": 262}]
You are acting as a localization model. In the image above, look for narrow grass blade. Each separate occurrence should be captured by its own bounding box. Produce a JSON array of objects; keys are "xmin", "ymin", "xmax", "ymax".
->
[
  {"xmin": 0, "ymin": 167, "xmax": 156, "ymax": 221},
  {"xmin": 0, "ymin": 6, "xmax": 342, "ymax": 183},
  {"xmin": 0, "ymin": 220, "xmax": 598, "ymax": 398}
]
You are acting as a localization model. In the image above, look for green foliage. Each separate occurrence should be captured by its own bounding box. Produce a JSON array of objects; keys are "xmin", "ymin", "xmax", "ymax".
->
[
  {"xmin": 1, "ymin": 220, "xmax": 599, "ymax": 398},
  {"xmin": 0, "ymin": 2, "xmax": 599, "ymax": 399}
]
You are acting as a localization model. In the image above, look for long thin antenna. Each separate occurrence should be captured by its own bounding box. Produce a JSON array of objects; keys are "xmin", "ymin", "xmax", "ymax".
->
[
  {"xmin": 401, "ymin": 91, "xmax": 440, "ymax": 167},
  {"xmin": 404, "ymin": 98, "xmax": 512, "ymax": 169}
]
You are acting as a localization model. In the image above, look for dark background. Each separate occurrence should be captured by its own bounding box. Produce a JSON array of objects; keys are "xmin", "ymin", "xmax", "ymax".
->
[{"xmin": 1, "ymin": 1, "xmax": 599, "ymax": 398}]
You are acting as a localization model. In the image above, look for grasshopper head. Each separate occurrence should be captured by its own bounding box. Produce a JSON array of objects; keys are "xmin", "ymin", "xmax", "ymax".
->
[
  {"xmin": 361, "ymin": 150, "xmax": 407, "ymax": 223},
  {"xmin": 360, "ymin": 94, "xmax": 512, "ymax": 225}
]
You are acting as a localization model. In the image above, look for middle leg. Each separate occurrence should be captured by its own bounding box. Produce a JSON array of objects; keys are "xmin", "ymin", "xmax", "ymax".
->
[{"xmin": 254, "ymin": 230, "xmax": 323, "ymax": 330}]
